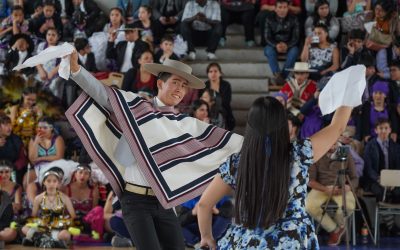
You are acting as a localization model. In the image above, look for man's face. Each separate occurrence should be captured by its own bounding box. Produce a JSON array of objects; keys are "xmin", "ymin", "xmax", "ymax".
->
[
  {"xmin": 390, "ymin": 66, "xmax": 400, "ymax": 81},
  {"xmin": 275, "ymin": 2, "xmax": 289, "ymax": 18},
  {"xmin": 375, "ymin": 123, "xmax": 391, "ymax": 141},
  {"xmin": 157, "ymin": 74, "xmax": 189, "ymax": 106},
  {"xmin": 0, "ymin": 122, "xmax": 12, "ymax": 137},
  {"xmin": 160, "ymin": 41, "xmax": 174, "ymax": 54},
  {"xmin": 372, "ymin": 91, "xmax": 386, "ymax": 104},
  {"xmin": 125, "ymin": 30, "xmax": 139, "ymax": 42}
]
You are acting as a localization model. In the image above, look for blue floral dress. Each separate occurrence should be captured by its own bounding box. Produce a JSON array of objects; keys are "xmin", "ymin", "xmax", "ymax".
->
[{"xmin": 218, "ymin": 139, "xmax": 319, "ymax": 249}]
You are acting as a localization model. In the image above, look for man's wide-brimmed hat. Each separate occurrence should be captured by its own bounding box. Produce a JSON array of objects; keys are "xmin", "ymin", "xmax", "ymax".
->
[
  {"xmin": 143, "ymin": 59, "xmax": 205, "ymax": 89},
  {"xmin": 287, "ymin": 62, "xmax": 317, "ymax": 73}
]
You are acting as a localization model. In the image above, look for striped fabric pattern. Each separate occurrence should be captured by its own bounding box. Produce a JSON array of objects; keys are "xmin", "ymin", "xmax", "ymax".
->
[{"xmin": 66, "ymin": 87, "xmax": 243, "ymax": 208}]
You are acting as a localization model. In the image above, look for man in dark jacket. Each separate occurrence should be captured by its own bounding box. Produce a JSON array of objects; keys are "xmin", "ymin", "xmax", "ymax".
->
[
  {"xmin": 263, "ymin": 0, "xmax": 299, "ymax": 85},
  {"xmin": 150, "ymin": 0, "xmax": 187, "ymax": 34},
  {"xmin": 106, "ymin": 22, "xmax": 150, "ymax": 73}
]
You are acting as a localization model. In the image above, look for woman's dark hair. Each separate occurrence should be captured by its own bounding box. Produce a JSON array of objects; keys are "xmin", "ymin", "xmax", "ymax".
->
[
  {"xmin": 206, "ymin": 62, "xmax": 222, "ymax": 75},
  {"xmin": 38, "ymin": 116, "xmax": 55, "ymax": 127},
  {"xmin": 313, "ymin": 0, "xmax": 332, "ymax": 27},
  {"xmin": 110, "ymin": 7, "xmax": 124, "ymax": 17},
  {"xmin": 190, "ymin": 99, "xmax": 209, "ymax": 117},
  {"xmin": 0, "ymin": 112, "xmax": 11, "ymax": 125},
  {"xmin": 235, "ymin": 96, "xmax": 291, "ymax": 229},
  {"xmin": 313, "ymin": 22, "xmax": 331, "ymax": 43},
  {"xmin": 20, "ymin": 86, "xmax": 38, "ymax": 106},
  {"xmin": 140, "ymin": 5, "xmax": 152, "ymax": 16},
  {"xmin": 375, "ymin": 0, "xmax": 395, "ymax": 21}
]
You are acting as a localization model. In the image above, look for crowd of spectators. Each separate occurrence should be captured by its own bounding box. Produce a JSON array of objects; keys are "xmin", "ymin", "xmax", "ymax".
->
[{"xmin": 0, "ymin": 0, "xmax": 398, "ymax": 248}]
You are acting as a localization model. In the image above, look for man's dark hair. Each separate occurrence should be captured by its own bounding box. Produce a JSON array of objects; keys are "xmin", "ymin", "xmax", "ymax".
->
[
  {"xmin": 74, "ymin": 38, "xmax": 89, "ymax": 51},
  {"xmin": 275, "ymin": 0, "xmax": 290, "ymax": 5},
  {"xmin": 43, "ymin": 0, "xmax": 56, "ymax": 8},
  {"xmin": 12, "ymin": 5, "xmax": 24, "ymax": 12},
  {"xmin": 161, "ymin": 35, "xmax": 174, "ymax": 44},
  {"xmin": 158, "ymin": 72, "xmax": 172, "ymax": 82},
  {"xmin": 390, "ymin": 60, "xmax": 400, "ymax": 69},
  {"xmin": 375, "ymin": 117, "xmax": 391, "ymax": 128}
]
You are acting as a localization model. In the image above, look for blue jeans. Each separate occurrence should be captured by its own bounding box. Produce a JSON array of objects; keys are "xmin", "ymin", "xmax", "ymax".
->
[
  {"xmin": 264, "ymin": 45, "xmax": 299, "ymax": 78},
  {"xmin": 182, "ymin": 216, "xmax": 231, "ymax": 246}
]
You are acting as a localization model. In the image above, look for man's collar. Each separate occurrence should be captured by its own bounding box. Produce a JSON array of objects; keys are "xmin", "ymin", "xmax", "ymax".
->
[{"xmin": 155, "ymin": 97, "xmax": 167, "ymax": 107}]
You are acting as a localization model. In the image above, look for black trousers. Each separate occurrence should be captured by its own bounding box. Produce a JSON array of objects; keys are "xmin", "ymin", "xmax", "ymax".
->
[
  {"xmin": 180, "ymin": 21, "xmax": 222, "ymax": 53},
  {"xmin": 221, "ymin": 7, "xmax": 255, "ymax": 42},
  {"xmin": 120, "ymin": 191, "xmax": 185, "ymax": 250}
]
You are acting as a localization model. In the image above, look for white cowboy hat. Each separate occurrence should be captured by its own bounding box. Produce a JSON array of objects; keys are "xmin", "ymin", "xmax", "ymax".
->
[
  {"xmin": 143, "ymin": 59, "xmax": 205, "ymax": 89},
  {"xmin": 286, "ymin": 62, "xmax": 317, "ymax": 73}
]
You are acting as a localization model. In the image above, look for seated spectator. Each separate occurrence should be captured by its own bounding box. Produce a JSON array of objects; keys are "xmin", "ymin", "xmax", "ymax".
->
[
  {"xmin": 220, "ymin": 0, "xmax": 256, "ymax": 47},
  {"xmin": 150, "ymin": 0, "xmax": 187, "ymax": 35},
  {"xmin": 67, "ymin": 0, "xmax": 107, "ymax": 37},
  {"xmin": 21, "ymin": 168, "xmax": 75, "ymax": 248},
  {"xmin": 376, "ymin": 36, "xmax": 400, "ymax": 80},
  {"xmin": 118, "ymin": 0, "xmax": 148, "ymax": 23},
  {"xmin": 264, "ymin": 0, "xmax": 300, "ymax": 85},
  {"xmin": 0, "ymin": 160, "xmax": 22, "ymax": 215},
  {"xmin": 305, "ymin": 0, "xmax": 338, "ymax": 16},
  {"xmin": 0, "ymin": 5, "xmax": 29, "ymax": 42},
  {"xmin": 272, "ymin": 91, "xmax": 288, "ymax": 109},
  {"xmin": 135, "ymin": 5, "xmax": 163, "ymax": 46},
  {"xmin": 304, "ymin": 0, "xmax": 340, "ymax": 41},
  {"xmin": 301, "ymin": 23, "xmax": 339, "ymax": 80},
  {"xmin": 6, "ymin": 87, "xmax": 43, "ymax": 148},
  {"xmin": 179, "ymin": 195, "xmax": 232, "ymax": 248},
  {"xmin": 30, "ymin": 0, "xmax": 63, "ymax": 39},
  {"xmin": 28, "ymin": 2, "xmax": 43, "ymax": 21},
  {"xmin": 362, "ymin": 118, "xmax": 400, "ymax": 204},
  {"xmin": 106, "ymin": 22, "xmax": 149, "ymax": 73},
  {"xmin": 103, "ymin": 191, "xmax": 133, "ymax": 247},
  {"xmin": 257, "ymin": 0, "xmax": 301, "ymax": 46},
  {"xmin": 280, "ymin": 62, "xmax": 317, "ymax": 115},
  {"xmin": 103, "ymin": 7, "xmax": 125, "ymax": 44},
  {"xmin": 360, "ymin": 81, "xmax": 398, "ymax": 142},
  {"xmin": 202, "ymin": 62, "xmax": 235, "ymax": 130},
  {"xmin": 341, "ymin": 29, "xmax": 372, "ymax": 70},
  {"xmin": 27, "ymin": 116, "xmax": 65, "ymax": 185},
  {"xmin": 287, "ymin": 111, "xmax": 301, "ymax": 141},
  {"xmin": 5, "ymin": 33, "xmax": 34, "ymax": 76},
  {"xmin": 365, "ymin": 0, "xmax": 397, "ymax": 51},
  {"xmin": 62, "ymin": 4, "xmax": 89, "ymax": 40},
  {"xmin": 121, "ymin": 50, "xmax": 157, "ymax": 96},
  {"xmin": 200, "ymin": 88, "xmax": 225, "ymax": 128},
  {"xmin": 154, "ymin": 35, "xmax": 179, "ymax": 64},
  {"xmin": 0, "ymin": 188, "xmax": 18, "ymax": 247},
  {"xmin": 190, "ymin": 99, "xmax": 210, "ymax": 123},
  {"xmin": 0, "ymin": 114, "xmax": 27, "ymax": 185},
  {"xmin": 181, "ymin": 0, "xmax": 222, "ymax": 60},
  {"xmin": 306, "ymin": 141, "xmax": 357, "ymax": 246},
  {"xmin": 75, "ymin": 38, "xmax": 97, "ymax": 72}
]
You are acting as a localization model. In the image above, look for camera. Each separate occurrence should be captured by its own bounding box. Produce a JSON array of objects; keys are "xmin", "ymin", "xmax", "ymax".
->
[
  {"xmin": 311, "ymin": 35, "xmax": 320, "ymax": 47},
  {"xmin": 335, "ymin": 145, "xmax": 349, "ymax": 161}
]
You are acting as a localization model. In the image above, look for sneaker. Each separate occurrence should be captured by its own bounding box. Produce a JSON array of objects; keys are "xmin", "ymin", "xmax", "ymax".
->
[
  {"xmin": 327, "ymin": 226, "xmax": 346, "ymax": 246},
  {"xmin": 246, "ymin": 40, "xmax": 255, "ymax": 47},
  {"xmin": 207, "ymin": 52, "xmax": 217, "ymax": 60},
  {"xmin": 273, "ymin": 73, "xmax": 286, "ymax": 86},
  {"xmin": 187, "ymin": 51, "xmax": 196, "ymax": 61},
  {"xmin": 111, "ymin": 235, "xmax": 133, "ymax": 247},
  {"xmin": 219, "ymin": 37, "xmax": 226, "ymax": 47}
]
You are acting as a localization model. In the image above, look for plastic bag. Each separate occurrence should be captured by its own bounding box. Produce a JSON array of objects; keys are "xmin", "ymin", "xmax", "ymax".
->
[
  {"xmin": 88, "ymin": 32, "xmax": 109, "ymax": 71},
  {"xmin": 173, "ymin": 34, "xmax": 188, "ymax": 58}
]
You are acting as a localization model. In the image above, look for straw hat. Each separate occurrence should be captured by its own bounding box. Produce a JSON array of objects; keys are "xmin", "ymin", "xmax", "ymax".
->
[
  {"xmin": 287, "ymin": 62, "xmax": 317, "ymax": 73},
  {"xmin": 143, "ymin": 59, "xmax": 205, "ymax": 89}
]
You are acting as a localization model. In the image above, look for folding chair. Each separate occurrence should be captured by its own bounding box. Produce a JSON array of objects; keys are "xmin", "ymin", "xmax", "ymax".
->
[{"xmin": 374, "ymin": 169, "xmax": 400, "ymax": 244}]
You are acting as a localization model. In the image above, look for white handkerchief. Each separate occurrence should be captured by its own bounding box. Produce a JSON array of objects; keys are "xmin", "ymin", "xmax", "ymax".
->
[
  {"xmin": 13, "ymin": 42, "xmax": 75, "ymax": 80},
  {"xmin": 364, "ymin": 21, "xmax": 376, "ymax": 34},
  {"xmin": 319, "ymin": 65, "xmax": 366, "ymax": 115}
]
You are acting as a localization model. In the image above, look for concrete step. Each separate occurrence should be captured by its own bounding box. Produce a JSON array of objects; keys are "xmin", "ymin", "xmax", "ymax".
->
[
  {"xmin": 226, "ymin": 24, "xmax": 260, "ymax": 36},
  {"xmin": 228, "ymin": 78, "xmax": 269, "ymax": 93},
  {"xmin": 189, "ymin": 62, "xmax": 270, "ymax": 78},
  {"xmin": 231, "ymin": 93, "xmax": 264, "ymax": 110},
  {"xmin": 189, "ymin": 48, "xmax": 266, "ymax": 62},
  {"xmin": 223, "ymin": 34, "xmax": 261, "ymax": 47}
]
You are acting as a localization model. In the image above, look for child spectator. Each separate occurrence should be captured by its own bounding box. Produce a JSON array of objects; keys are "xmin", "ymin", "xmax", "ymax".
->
[
  {"xmin": 304, "ymin": 0, "xmax": 340, "ymax": 41},
  {"xmin": 154, "ymin": 35, "xmax": 179, "ymax": 64},
  {"xmin": 360, "ymin": 81, "xmax": 398, "ymax": 142},
  {"xmin": 103, "ymin": 7, "xmax": 125, "ymax": 44},
  {"xmin": 280, "ymin": 62, "xmax": 317, "ymax": 115},
  {"xmin": 30, "ymin": 0, "xmax": 63, "ymax": 39},
  {"xmin": 341, "ymin": 29, "xmax": 372, "ymax": 70},
  {"xmin": 135, "ymin": 5, "xmax": 163, "ymax": 46},
  {"xmin": 21, "ymin": 168, "xmax": 75, "ymax": 248},
  {"xmin": 121, "ymin": 50, "xmax": 157, "ymax": 96},
  {"xmin": 0, "ymin": 160, "xmax": 22, "ymax": 215},
  {"xmin": 27, "ymin": 116, "xmax": 65, "ymax": 186},
  {"xmin": 0, "ymin": 113, "xmax": 27, "ymax": 185},
  {"xmin": 75, "ymin": 38, "xmax": 97, "ymax": 72},
  {"xmin": 0, "ymin": 5, "xmax": 29, "ymax": 40},
  {"xmin": 301, "ymin": 23, "xmax": 339, "ymax": 80},
  {"xmin": 5, "ymin": 33, "xmax": 34, "ymax": 75},
  {"xmin": 190, "ymin": 99, "xmax": 210, "ymax": 123},
  {"xmin": 106, "ymin": 22, "xmax": 149, "ymax": 73},
  {"xmin": 264, "ymin": 0, "xmax": 300, "ymax": 84}
]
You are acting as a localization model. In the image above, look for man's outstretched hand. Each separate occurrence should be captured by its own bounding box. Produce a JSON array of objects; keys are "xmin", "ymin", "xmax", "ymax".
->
[{"xmin": 70, "ymin": 49, "xmax": 80, "ymax": 74}]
